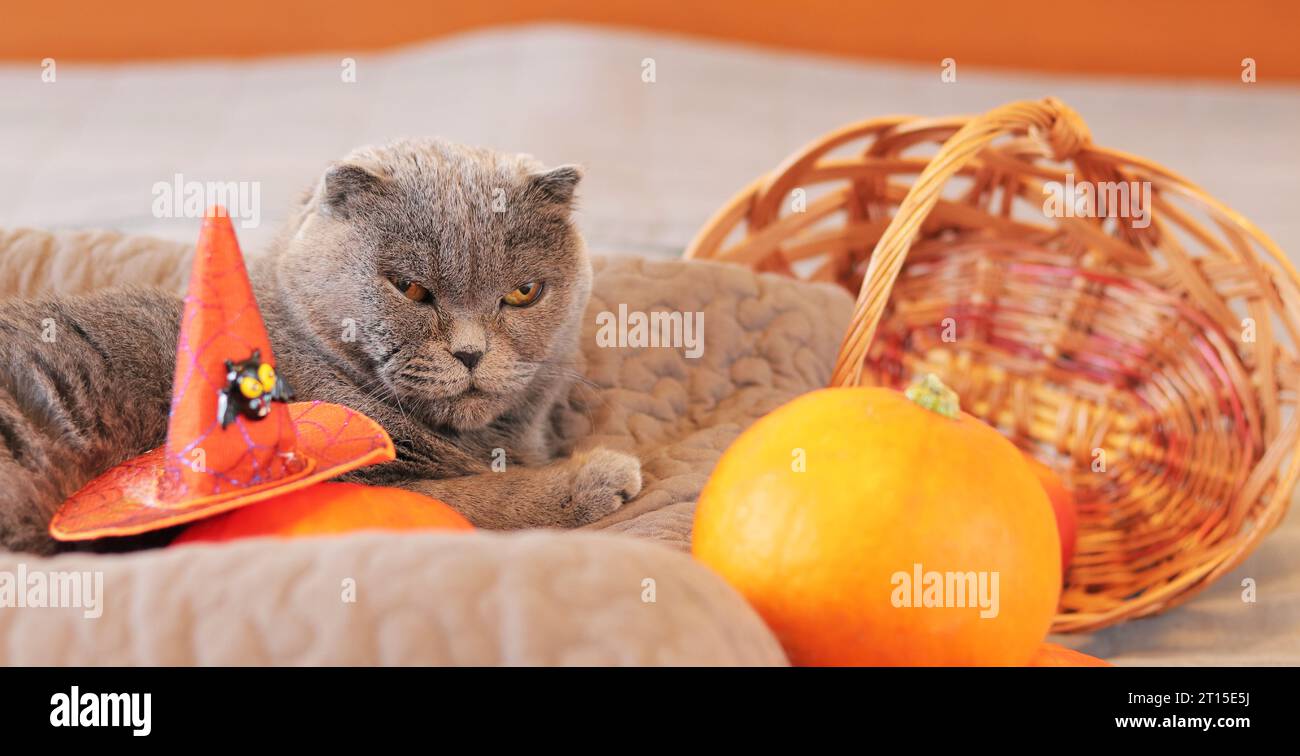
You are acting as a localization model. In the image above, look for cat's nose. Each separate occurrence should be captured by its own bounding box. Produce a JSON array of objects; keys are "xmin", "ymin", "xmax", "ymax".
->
[{"xmin": 452, "ymin": 350, "xmax": 483, "ymax": 370}]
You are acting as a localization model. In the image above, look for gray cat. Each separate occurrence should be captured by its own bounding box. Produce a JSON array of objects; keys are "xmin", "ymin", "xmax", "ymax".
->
[{"xmin": 0, "ymin": 138, "xmax": 642, "ymax": 554}]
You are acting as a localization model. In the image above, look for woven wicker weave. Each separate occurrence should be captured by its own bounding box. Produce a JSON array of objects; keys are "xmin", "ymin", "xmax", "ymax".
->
[{"xmin": 685, "ymin": 97, "xmax": 1300, "ymax": 632}]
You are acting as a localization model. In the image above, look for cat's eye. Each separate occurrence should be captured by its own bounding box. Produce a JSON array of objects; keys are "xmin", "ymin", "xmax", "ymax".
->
[
  {"xmin": 502, "ymin": 281, "xmax": 543, "ymax": 307},
  {"xmin": 390, "ymin": 277, "xmax": 431, "ymax": 304}
]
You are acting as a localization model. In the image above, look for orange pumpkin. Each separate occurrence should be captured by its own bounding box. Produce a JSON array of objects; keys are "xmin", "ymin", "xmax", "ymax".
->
[
  {"xmin": 1028, "ymin": 642, "xmax": 1111, "ymax": 667},
  {"xmin": 692, "ymin": 375, "xmax": 1061, "ymax": 666},
  {"xmin": 172, "ymin": 482, "xmax": 472, "ymax": 544},
  {"xmin": 1024, "ymin": 456, "xmax": 1078, "ymax": 574}
]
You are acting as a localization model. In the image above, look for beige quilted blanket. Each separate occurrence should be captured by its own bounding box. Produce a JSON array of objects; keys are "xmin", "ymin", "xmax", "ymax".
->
[
  {"xmin": 0, "ymin": 531, "xmax": 786, "ymax": 665},
  {"xmin": 0, "ymin": 227, "xmax": 852, "ymax": 665}
]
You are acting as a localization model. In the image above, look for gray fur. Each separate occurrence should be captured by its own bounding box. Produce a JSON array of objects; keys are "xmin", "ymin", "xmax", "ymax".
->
[{"xmin": 0, "ymin": 138, "xmax": 641, "ymax": 554}]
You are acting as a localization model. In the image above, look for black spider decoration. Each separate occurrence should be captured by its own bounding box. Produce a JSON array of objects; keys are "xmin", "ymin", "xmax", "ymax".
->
[{"xmin": 217, "ymin": 349, "xmax": 295, "ymax": 428}]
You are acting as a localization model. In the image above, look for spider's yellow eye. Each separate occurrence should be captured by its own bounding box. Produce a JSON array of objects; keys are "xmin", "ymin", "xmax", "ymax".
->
[
  {"xmin": 258, "ymin": 363, "xmax": 277, "ymax": 392},
  {"xmin": 390, "ymin": 278, "xmax": 431, "ymax": 303},
  {"xmin": 502, "ymin": 282, "xmax": 543, "ymax": 307},
  {"xmin": 239, "ymin": 375, "xmax": 264, "ymax": 399}
]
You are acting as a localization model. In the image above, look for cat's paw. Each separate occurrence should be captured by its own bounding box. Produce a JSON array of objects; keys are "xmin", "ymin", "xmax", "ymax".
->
[{"xmin": 563, "ymin": 447, "xmax": 642, "ymax": 526}]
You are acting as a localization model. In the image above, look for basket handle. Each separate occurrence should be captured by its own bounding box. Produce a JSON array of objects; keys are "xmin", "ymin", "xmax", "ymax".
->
[{"xmin": 829, "ymin": 97, "xmax": 1092, "ymax": 387}]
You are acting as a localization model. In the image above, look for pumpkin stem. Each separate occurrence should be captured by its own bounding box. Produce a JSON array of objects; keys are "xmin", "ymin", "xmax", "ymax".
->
[{"xmin": 905, "ymin": 373, "xmax": 960, "ymax": 419}]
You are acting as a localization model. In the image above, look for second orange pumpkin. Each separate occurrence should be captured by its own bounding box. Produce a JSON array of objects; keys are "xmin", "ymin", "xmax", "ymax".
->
[
  {"xmin": 172, "ymin": 482, "xmax": 472, "ymax": 544},
  {"xmin": 1028, "ymin": 642, "xmax": 1111, "ymax": 666},
  {"xmin": 1024, "ymin": 456, "xmax": 1078, "ymax": 574}
]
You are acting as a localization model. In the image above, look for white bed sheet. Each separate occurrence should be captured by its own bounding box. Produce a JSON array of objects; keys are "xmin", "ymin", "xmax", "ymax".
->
[{"xmin": 1, "ymin": 24, "xmax": 1297, "ymax": 265}]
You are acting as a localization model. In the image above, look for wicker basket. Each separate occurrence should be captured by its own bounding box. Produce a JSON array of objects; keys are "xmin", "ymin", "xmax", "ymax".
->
[{"xmin": 685, "ymin": 97, "xmax": 1300, "ymax": 632}]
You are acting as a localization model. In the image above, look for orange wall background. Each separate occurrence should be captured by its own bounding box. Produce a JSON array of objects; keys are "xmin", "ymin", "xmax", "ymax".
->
[{"xmin": 4, "ymin": 0, "xmax": 1298, "ymax": 81}]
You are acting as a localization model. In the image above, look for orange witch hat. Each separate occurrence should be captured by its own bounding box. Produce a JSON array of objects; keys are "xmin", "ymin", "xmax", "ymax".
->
[{"xmin": 50, "ymin": 208, "xmax": 395, "ymax": 540}]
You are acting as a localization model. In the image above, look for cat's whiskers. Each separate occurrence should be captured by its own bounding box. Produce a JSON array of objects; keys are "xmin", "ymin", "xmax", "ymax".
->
[
  {"xmin": 516, "ymin": 357, "xmax": 604, "ymax": 440},
  {"xmin": 353, "ymin": 371, "xmax": 416, "ymax": 427},
  {"xmin": 522, "ymin": 358, "xmax": 600, "ymax": 390}
]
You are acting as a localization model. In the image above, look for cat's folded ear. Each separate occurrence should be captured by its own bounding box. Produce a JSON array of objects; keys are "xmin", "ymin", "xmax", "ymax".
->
[
  {"xmin": 316, "ymin": 162, "xmax": 388, "ymax": 219},
  {"xmin": 527, "ymin": 164, "xmax": 583, "ymax": 207}
]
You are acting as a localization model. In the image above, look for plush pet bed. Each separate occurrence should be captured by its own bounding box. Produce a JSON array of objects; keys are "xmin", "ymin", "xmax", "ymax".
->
[{"xmin": 0, "ymin": 227, "xmax": 851, "ymax": 665}]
